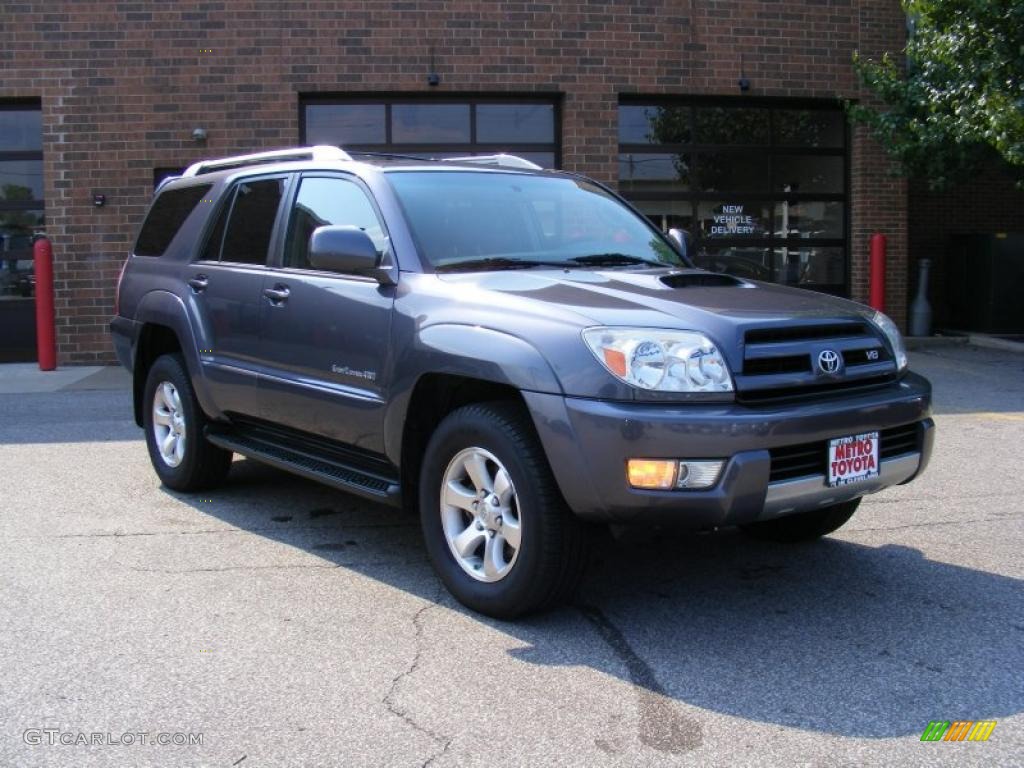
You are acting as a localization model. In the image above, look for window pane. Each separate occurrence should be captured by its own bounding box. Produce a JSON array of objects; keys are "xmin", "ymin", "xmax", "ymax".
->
[
  {"xmin": 619, "ymin": 105, "xmax": 690, "ymax": 144},
  {"xmin": 305, "ymin": 104, "xmax": 386, "ymax": 145},
  {"xmin": 0, "ymin": 210, "xmax": 43, "ymax": 299},
  {"xmin": 618, "ymin": 153, "xmax": 690, "ymax": 193},
  {"xmin": 632, "ymin": 199, "xmax": 693, "ymax": 233},
  {"xmin": 284, "ymin": 177, "xmax": 388, "ymax": 269},
  {"xmin": 773, "ymin": 246, "xmax": 844, "ymax": 286},
  {"xmin": 774, "ymin": 155, "xmax": 844, "ymax": 193},
  {"xmin": 697, "ymin": 200, "xmax": 771, "ymax": 239},
  {"xmin": 134, "ymin": 184, "xmax": 212, "ymax": 257},
  {"xmin": 693, "ymin": 245, "xmax": 772, "ymax": 281},
  {"xmin": 695, "ymin": 151, "xmax": 769, "ymax": 192},
  {"xmin": 477, "ymin": 104, "xmax": 554, "ymax": 143},
  {"xmin": 392, "ymin": 104, "xmax": 470, "ymax": 143},
  {"xmin": 774, "ymin": 109, "xmax": 844, "ymax": 147},
  {"xmin": 0, "ymin": 109, "xmax": 42, "ymax": 151},
  {"xmin": 0, "ymin": 160, "xmax": 43, "ymax": 201},
  {"xmin": 695, "ymin": 107, "xmax": 769, "ymax": 144},
  {"xmin": 221, "ymin": 179, "xmax": 284, "ymax": 265},
  {"xmin": 773, "ymin": 200, "xmax": 844, "ymax": 239},
  {"xmin": 201, "ymin": 191, "xmax": 231, "ymax": 261}
]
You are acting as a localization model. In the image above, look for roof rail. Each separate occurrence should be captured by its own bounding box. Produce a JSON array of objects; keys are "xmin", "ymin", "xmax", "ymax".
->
[
  {"xmin": 439, "ymin": 153, "xmax": 543, "ymax": 170},
  {"xmin": 181, "ymin": 145, "xmax": 352, "ymax": 177}
]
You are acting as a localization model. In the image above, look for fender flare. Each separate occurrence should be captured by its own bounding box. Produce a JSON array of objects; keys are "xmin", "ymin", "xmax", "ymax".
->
[{"xmin": 383, "ymin": 324, "xmax": 563, "ymax": 465}]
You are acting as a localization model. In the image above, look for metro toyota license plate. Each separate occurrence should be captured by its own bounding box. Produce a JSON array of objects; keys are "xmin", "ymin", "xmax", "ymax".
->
[{"xmin": 828, "ymin": 432, "xmax": 880, "ymax": 487}]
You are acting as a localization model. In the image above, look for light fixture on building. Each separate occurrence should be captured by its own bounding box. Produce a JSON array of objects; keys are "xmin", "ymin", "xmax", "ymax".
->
[
  {"xmin": 427, "ymin": 46, "xmax": 440, "ymax": 86},
  {"xmin": 191, "ymin": 127, "xmax": 208, "ymax": 142},
  {"xmin": 92, "ymin": 193, "xmax": 106, "ymax": 207},
  {"xmin": 738, "ymin": 53, "xmax": 750, "ymax": 92}
]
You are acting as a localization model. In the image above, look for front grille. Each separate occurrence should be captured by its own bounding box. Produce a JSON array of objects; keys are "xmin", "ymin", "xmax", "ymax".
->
[
  {"xmin": 745, "ymin": 322, "xmax": 868, "ymax": 345},
  {"xmin": 739, "ymin": 320, "xmax": 896, "ymax": 401},
  {"xmin": 768, "ymin": 423, "xmax": 921, "ymax": 482}
]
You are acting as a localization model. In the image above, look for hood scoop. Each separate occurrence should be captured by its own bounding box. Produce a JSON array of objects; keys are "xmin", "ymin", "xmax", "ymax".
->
[{"xmin": 659, "ymin": 272, "xmax": 746, "ymax": 289}]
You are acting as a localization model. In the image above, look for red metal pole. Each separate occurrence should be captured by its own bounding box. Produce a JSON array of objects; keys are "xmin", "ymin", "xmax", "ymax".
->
[
  {"xmin": 33, "ymin": 236, "xmax": 56, "ymax": 371},
  {"xmin": 869, "ymin": 233, "xmax": 886, "ymax": 312}
]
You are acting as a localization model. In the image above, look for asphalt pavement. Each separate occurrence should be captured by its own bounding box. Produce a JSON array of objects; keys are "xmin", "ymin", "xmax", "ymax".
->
[{"xmin": 1, "ymin": 344, "xmax": 1021, "ymax": 767}]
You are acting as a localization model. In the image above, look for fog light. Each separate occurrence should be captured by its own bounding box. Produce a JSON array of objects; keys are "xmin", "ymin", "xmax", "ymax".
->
[
  {"xmin": 677, "ymin": 460, "xmax": 724, "ymax": 489},
  {"xmin": 627, "ymin": 459, "xmax": 678, "ymax": 490}
]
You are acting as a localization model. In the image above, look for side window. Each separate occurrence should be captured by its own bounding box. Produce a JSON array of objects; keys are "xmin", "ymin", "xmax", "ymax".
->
[
  {"xmin": 283, "ymin": 177, "xmax": 388, "ymax": 270},
  {"xmin": 200, "ymin": 188, "xmax": 232, "ymax": 261},
  {"xmin": 135, "ymin": 184, "xmax": 211, "ymax": 257},
  {"xmin": 219, "ymin": 178, "xmax": 285, "ymax": 265}
]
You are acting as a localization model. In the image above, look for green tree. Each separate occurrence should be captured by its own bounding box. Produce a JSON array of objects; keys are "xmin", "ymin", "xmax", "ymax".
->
[{"xmin": 848, "ymin": 0, "xmax": 1024, "ymax": 189}]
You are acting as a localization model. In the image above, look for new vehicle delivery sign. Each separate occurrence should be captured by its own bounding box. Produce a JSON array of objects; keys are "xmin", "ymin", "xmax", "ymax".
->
[{"xmin": 828, "ymin": 432, "xmax": 880, "ymax": 487}]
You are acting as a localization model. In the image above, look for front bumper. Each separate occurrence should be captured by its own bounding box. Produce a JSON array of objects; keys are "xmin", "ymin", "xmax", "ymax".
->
[{"xmin": 523, "ymin": 372, "xmax": 933, "ymax": 526}]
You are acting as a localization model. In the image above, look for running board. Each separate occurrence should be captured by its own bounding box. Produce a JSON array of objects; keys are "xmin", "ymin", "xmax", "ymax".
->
[{"xmin": 205, "ymin": 428, "xmax": 401, "ymax": 506}]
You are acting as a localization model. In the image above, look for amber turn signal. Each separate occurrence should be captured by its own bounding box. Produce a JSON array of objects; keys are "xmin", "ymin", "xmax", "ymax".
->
[{"xmin": 626, "ymin": 459, "xmax": 678, "ymax": 490}]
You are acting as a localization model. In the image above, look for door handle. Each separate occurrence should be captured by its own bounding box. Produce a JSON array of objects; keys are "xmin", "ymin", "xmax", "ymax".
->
[
  {"xmin": 188, "ymin": 274, "xmax": 209, "ymax": 292},
  {"xmin": 263, "ymin": 284, "xmax": 290, "ymax": 303}
]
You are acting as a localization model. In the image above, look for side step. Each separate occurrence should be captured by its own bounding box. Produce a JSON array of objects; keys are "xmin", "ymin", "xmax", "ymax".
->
[{"xmin": 205, "ymin": 428, "xmax": 401, "ymax": 506}]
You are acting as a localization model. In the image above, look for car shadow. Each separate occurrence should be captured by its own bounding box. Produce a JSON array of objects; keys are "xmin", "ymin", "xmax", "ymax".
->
[{"xmin": 171, "ymin": 457, "xmax": 1024, "ymax": 741}]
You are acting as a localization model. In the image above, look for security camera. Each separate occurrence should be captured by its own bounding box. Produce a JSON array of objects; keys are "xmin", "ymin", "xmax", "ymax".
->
[{"xmin": 191, "ymin": 127, "xmax": 208, "ymax": 142}]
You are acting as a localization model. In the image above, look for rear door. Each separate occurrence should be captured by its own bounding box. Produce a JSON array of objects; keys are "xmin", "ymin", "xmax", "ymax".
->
[
  {"xmin": 254, "ymin": 173, "xmax": 395, "ymax": 453},
  {"xmin": 189, "ymin": 174, "xmax": 290, "ymax": 417}
]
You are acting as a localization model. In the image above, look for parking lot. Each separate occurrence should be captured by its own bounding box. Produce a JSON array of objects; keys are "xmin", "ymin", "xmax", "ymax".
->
[{"xmin": 1, "ymin": 343, "xmax": 1022, "ymax": 767}]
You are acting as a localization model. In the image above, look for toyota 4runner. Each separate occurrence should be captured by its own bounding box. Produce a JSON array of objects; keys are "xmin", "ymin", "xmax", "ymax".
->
[{"xmin": 111, "ymin": 146, "xmax": 934, "ymax": 618}]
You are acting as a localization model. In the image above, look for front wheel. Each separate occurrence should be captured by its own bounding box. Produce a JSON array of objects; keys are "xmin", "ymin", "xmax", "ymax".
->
[
  {"xmin": 419, "ymin": 402, "xmax": 590, "ymax": 619},
  {"xmin": 142, "ymin": 353, "xmax": 232, "ymax": 492},
  {"xmin": 741, "ymin": 498, "xmax": 861, "ymax": 542}
]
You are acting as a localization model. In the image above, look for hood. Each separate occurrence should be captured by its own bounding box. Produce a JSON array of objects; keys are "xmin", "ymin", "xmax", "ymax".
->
[{"xmin": 438, "ymin": 267, "xmax": 872, "ymax": 335}]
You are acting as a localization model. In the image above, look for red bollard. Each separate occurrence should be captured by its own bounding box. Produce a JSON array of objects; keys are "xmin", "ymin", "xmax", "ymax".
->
[
  {"xmin": 869, "ymin": 233, "xmax": 886, "ymax": 312},
  {"xmin": 33, "ymin": 236, "xmax": 56, "ymax": 371}
]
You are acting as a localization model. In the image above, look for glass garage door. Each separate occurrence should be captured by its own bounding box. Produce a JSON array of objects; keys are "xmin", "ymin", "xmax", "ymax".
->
[
  {"xmin": 618, "ymin": 98, "xmax": 849, "ymax": 296},
  {"xmin": 302, "ymin": 97, "xmax": 559, "ymax": 170}
]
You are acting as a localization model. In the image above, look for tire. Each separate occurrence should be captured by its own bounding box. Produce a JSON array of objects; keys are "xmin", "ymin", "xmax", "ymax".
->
[
  {"xmin": 741, "ymin": 498, "xmax": 860, "ymax": 542},
  {"xmin": 142, "ymin": 353, "xmax": 232, "ymax": 492},
  {"xmin": 418, "ymin": 401, "xmax": 590, "ymax": 619}
]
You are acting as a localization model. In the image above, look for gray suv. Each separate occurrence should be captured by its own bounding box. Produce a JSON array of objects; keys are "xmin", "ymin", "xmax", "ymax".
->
[{"xmin": 111, "ymin": 146, "xmax": 934, "ymax": 618}]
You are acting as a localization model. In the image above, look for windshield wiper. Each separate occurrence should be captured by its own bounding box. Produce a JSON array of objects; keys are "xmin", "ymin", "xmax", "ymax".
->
[
  {"xmin": 567, "ymin": 253, "xmax": 663, "ymax": 268},
  {"xmin": 435, "ymin": 257, "xmax": 570, "ymax": 273}
]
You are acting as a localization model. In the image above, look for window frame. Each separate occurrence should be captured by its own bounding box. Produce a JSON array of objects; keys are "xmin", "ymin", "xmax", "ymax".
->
[
  {"xmin": 274, "ymin": 170, "xmax": 394, "ymax": 279},
  {"xmin": 617, "ymin": 96, "xmax": 850, "ymax": 296},
  {"xmin": 194, "ymin": 173, "xmax": 293, "ymax": 267},
  {"xmin": 300, "ymin": 94, "xmax": 562, "ymax": 169}
]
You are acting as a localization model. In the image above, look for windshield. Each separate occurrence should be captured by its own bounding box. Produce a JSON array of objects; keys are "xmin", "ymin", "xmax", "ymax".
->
[{"xmin": 386, "ymin": 171, "xmax": 686, "ymax": 271}]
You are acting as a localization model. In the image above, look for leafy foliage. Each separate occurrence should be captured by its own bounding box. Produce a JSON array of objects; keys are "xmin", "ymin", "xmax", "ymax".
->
[{"xmin": 848, "ymin": 0, "xmax": 1024, "ymax": 189}]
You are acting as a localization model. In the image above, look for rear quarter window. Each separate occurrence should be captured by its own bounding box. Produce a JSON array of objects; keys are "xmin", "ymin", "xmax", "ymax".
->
[{"xmin": 134, "ymin": 184, "xmax": 212, "ymax": 257}]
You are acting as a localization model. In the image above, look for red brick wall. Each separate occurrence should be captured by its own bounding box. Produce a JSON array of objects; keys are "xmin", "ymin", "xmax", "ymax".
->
[
  {"xmin": 909, "ymin": 163, "xmax": 1024, "ymax": 329},
  {"xmin": 0, "ymin": 0, "xmax": 908, "ymax": 363}
]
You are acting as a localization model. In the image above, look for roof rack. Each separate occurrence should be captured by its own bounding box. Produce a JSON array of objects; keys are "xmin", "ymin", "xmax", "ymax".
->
[
  {"xmin": 439, "ymin": 154, "xmax": 543, "ymax": 170},
  {"xmin": 181, "ymin": 145, "xmax": 352, "ymax": 177}
]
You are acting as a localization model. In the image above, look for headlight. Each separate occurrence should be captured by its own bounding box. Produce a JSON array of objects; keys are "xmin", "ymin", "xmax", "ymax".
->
[
  {"xmin": 870, "ymin": 311, "xmax": 908, "ymax": 371},
  {"xmin": 583, "ymin": 327, "xmax": 734, "ymax": 393}
]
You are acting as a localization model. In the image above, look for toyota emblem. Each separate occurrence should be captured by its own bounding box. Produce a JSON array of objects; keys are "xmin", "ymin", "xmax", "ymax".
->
[{"xmin": 817, "ymin": 349, "xmax": 841, "ymax": 375}]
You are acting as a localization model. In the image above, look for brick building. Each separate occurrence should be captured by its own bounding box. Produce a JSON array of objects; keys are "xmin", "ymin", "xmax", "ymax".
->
[{"xmin": 0, "ymin": 1, "xmax": 1019, "ymax": 364}]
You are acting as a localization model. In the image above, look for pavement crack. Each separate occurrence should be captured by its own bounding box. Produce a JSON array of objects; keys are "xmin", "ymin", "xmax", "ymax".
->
[
  {"xmin": 383, "ymin": 589, "xmax": 453, "ymax": 768},
  {"xmin": 578, "ymin": 604, "xmax": 702, "ymax": 754}
]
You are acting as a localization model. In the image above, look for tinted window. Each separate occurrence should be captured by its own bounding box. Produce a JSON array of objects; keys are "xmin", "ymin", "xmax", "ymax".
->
[
  {"xmin": 220, "ymin": 179, "xmax": 284, "ymax": 265},
  {"xmin": 305, "ymin": 104, "xmax": 386, "ymax": 145},
  {"xmin": 476, "ymin": 104, "xmax": 554, "ymax": 143},
  {"xmin": 135, "ymin": 184, "xmax": 212, "ymax": 257},
  {"xmin": 695, "ymin": 107, "xmax": 769, "ymax": 144},
  {"xmin": 392, "ymin": 104, "xmax": 471, "ymax": 143},
  {"xmin": 284, "ymin": 177, "xmax": 388, "ymax": 269},
  {"xmin": 619, "ymin": 105, "xmax": 690, "ymax": 144},
  {"xmin": 200, "ymin": 190, "xmax": 232, "ymax": 261},
  {"xmin": 0, "ymin": 110, "xmax": 42, "ymax": 151},
  {"xmin": 0, "ymin": 160, "xmax": 43, "ymax": 201},
  {"xmin": 774, "ymin": 110, "xmax": 844, "ymax": 147}
]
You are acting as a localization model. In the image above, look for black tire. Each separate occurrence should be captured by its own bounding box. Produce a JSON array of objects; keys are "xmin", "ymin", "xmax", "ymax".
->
[
  {"xmin": 741, "ymin": 498, "xmax": 861, "ymax": 542},
  {"xmin": 142, "ymin": 353, "xmax": 232, "ymax": 492},
  {"xmin": 419, "ymin": 401, "xmax": 590, "ymax": 619}
]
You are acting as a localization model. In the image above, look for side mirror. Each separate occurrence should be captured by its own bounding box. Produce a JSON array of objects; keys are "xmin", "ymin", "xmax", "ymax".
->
[
  {"xmin": 308, "ymin": 225, "xmax": 390, "ymax": 282},
  {"xmin": 668, "ymin": 228, "xmax": 691, "ymax": 258}
]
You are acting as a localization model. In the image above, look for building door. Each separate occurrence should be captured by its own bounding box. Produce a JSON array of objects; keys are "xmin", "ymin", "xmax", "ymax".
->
[{"xmin": 0, "ymin": 102, "xmax": 44, "ymax": 362}]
